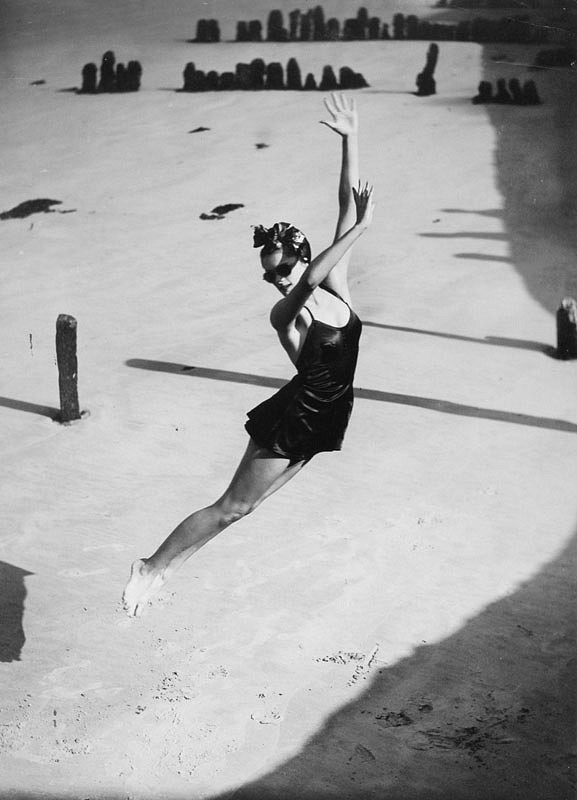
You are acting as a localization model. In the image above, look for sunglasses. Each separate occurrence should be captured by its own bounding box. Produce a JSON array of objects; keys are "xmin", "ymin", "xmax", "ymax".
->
[{"xmin": 262, "ymin": 263, "xmax": 293, "ymax": 283}]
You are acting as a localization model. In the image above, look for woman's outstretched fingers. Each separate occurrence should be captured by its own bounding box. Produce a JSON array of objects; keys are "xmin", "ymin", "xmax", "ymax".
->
[
  {"xmin": 352, "ymin": 181, "xmax": 375, "ymax": 227},
  {"xmin": 323, "ymin": 95, "xmax": 335, "ymax": 116},
  {"xmin": 321, "ymin": 93, "xmax": 359, "ymax": 136},
  {"xmin": 334, "ymin": 92, "xmax": 346, "ymax": 111}
]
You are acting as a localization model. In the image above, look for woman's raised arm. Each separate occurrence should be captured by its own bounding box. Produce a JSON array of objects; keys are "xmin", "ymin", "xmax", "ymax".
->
[
  {"xmin": 270, "ymin": 183, "xmax": 374, "ymax": 331},
  {"xmin": 319, "ymin": 93, "xmax": 360, "ymax": 303}
]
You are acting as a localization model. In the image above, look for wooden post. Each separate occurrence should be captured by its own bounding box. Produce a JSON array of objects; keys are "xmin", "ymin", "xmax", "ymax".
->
[
  {"xmin": 416, "ymin": 43, "xmax": 439, "ymax": 97},
  {"xmin": 56, "ymin": 314, "xmax": 81, "ymax": 422},
  {"xmin": 556, "ymin": 297, "xmax": 577, "ymax": 360}
]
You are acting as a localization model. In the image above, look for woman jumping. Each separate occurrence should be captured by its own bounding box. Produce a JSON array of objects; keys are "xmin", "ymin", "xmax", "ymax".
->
[{"xmin": 123, "ymin": 93, "xmax": 375, "ymax": 616}]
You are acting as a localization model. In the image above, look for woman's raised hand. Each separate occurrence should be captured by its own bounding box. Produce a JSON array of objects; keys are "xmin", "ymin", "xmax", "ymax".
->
[
  {"xmin": 352, "ymin": 181, "xmax": 375, "ymax": 229},
  {"xmin": 320, "ymin": 93, "xmax": 358, "ymax": 137}
]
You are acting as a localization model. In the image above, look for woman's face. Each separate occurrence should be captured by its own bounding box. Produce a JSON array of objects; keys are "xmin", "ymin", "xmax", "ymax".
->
[{"xmin": 260, "ymin": 244, "xmax": 298, "ymax": 278}]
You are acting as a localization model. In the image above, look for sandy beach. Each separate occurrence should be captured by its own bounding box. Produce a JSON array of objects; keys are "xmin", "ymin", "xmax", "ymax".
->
[{"xmin": 1, "ymin": 1, "xmax": 575, "ymax": 798}]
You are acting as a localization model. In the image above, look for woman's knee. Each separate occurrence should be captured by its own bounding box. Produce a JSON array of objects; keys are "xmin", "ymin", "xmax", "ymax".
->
[{"xmin": 214, "ymin": 496, "xmax": 256, "ymax": 527}]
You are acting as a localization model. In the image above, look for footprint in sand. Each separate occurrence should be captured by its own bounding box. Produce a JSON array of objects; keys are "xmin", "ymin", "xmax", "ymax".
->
[
  {"xmin": 40, "ymin": 683, "xmax": 103, "ymax": 701},
  {"xmin": 41, "ymin": 664, "xmax": 103, "ymax": 699},
  {"xmin": 43, "ymin": 661, "xmax": 91, "ymax": 683},
  {"xmin": 40, "ymin": 662, "xmax": 105, "ymax": 700},
  {"xmin": 250, "ymin": 708, "xmax": 282, "ymax": 725},
  {"xmin": 250, "ymin": 692, "xmax": 284, "ymax": 725}
]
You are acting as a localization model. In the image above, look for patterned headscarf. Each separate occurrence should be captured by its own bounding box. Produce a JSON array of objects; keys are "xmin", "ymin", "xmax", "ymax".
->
[{"xmin": 252, "ymin": 222, "xmax": 311, "ymax": 264}]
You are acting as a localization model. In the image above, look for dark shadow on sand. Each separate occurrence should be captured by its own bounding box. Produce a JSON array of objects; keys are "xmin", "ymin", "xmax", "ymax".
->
[
  {"xmin": 480, "ymin": 46, "xmax": 577, "ymax": 313},
  {"xmin": 363, "ymin": 320, "xmax": 556, "ymax": 357},
  {"xmin": 363, "ymin": 320, "xmax": 557, "ymax": 358},
  {"xmin": 127, "ymin": 359, "xmax": 285, "ymax": 389},
  {"xmin": 3, "ymin": 532, "xmax": 574, "ymax": 798},
  {"xmin": 0, "ymin": 396, "xmax": 60, "ymax": 420},
  {"xmin": 455, "ymin": 252, "xmax": 512, "ymax": 263},
  {"xmin": 442, "ymin": 208, "xmax": 504, "ymax": 219},
  {"xmin": 0, "ymin": 561, "xmax": 34, "ymax": 662},
  {"xmin": 126, "ymin": 359, "xmax": 577, "ymax": 434},
  {"xmin": 205, "ymin": 529, "xmax": 576, "ymax": 800},
  {"xmin": 363, "ymin": 89, "xmax": 416, "ymax": 95},
  {"xmin": 420, "ymin": 231, "xmax": 508, "ymax": 241}
]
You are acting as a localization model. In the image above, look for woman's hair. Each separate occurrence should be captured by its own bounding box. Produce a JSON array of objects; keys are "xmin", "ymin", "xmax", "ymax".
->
[{"xmin": 252, "ymin": 222, "xmax": 311, "ymax": 265}]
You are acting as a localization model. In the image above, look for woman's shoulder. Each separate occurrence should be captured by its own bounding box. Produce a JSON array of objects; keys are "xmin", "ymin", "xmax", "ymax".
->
[
  {"xmin": 269, "ymin": 297, "xmax": 296, "ymax": 331},
  {"xmin": 270, "ymin": 297, "xmax": 312, "ymax": 332},
  {"xmin": 319, "ymin": 278, "xmax": 352, "ymax": 308},
  {"xmin": 314, "ymin": 285, "xmax": 352, "ymax": 326},
  {"xmin": 269, "ymin": 294, "xmax": 288, "ymax": 322}
]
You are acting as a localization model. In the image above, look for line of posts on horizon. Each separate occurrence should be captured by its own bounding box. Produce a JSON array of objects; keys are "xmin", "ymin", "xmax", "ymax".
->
[{"xmin": 472, "ymin": 78, "xmax": 541, "ymax": 105}]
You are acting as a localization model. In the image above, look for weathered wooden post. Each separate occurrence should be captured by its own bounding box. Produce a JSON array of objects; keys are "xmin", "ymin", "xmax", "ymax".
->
[
  {"xmin": 326, "ymin": 18, "xmax": 340, "ymax": 40},
  {"xmin": 288, "ymin": 9, "xmax": 301, "ymax": 40},
  {"xmin": 265, "ymin": 62, "xmax": 285, "ymax": 90},
  {"xmin": 236, "ymin": 62, "xmax": 253, "ymax": 90},
  {"xmin": 494, "ymin": 78, "xmax": 513, "ymax": 104},
  {"xmin": 207, "ymin": 20, "xmax": 220, "ymax": 42},
  {"xmin": 250, "ymin": 58, "xmax": 266, "ymax": 90},
  {"xmin": 286, "ymin": 57, "xmax": 303, "ymax": 90},
  {"xmin": 56, "ymin": 314, "xmax": 81, "ymax": 423},
  {"xmin": 508, "ymin": 78, "xmax": 523, "ymax": 105},
  {"xmin": 319, "ymin": 65, "xmax": 338, "ymax": 91},
  {"xmin": 267, "ymin": 9, "xmax": 287, "ymax": 41},
  {"xmin": 472, "ymin": 80, "xmax": 493, "ymax": 105},
  {"xmin": 522, "ymin": 79, "xmax": 541, "ymax": 106},
  {"xmin": 98, "ymin": 50, "xmax": 116, "ymax": 93},
  {"xmin": 556, "ymin": 297, "xmax": 577, "ymax": 360},
  {"xmin": 80, "ymin": 63, "xmax": 98, "ymax": 94},
  {"xmin": 115, "ymin": 63, "xmax": 127, "ymax": 92},
  {"xmin": 206, "ymin": 70, "xmax": 219, "ymax": 91},
  {"xmin": 218, "ymin": 72, "xmax": 235, "ymax": 91},
  {"xmin": 195, "ymin": 19, "xmax": 209, "ymax": 42},
  {"xmin": 303, "ymin": 73, "xmax": 317, "ymax": 91},
  {"xmin": 300, "ymin": 11, "xmax": 312, "ymax": 41},
  {"xmin": 183, "ymin": 62, "xmax": 196, "ymax": 92},
  {"xmin": 248, "ymin": 20, "xmax": 263, "ymax": 42},
  {"xmin": 236, "ymin": 21, "xmax": 249, "ymax": 42},
  {"xmin": 126, "ymin": 60, "xmax": 142, "ymax": 92},
  {"xmin": 415, "ymin": 43, "xmax": 439, "ymax": 97},
  {"xmin": 368, "ymin": 17, "xmax": 381, "ymax": 39},
  {"xmin": 312, "ymin": 5, "xmax": 326, "ymax": 40}
]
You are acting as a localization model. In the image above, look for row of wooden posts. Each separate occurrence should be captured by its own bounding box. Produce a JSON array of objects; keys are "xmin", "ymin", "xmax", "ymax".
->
[{"xmin": 52, "ymin": 302, "xmax": 577, "ymax": 426}]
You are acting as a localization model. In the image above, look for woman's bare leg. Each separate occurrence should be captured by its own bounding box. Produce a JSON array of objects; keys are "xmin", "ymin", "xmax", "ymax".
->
[{"xmin": 122, "ymin": 439, "xmax": 307, "ymax": 616}]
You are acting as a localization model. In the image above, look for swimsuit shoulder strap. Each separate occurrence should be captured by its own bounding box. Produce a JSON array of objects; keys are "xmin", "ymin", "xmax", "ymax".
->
[
  {"xmin": 302, "ymin": 304, "xmax": 315, "ymax": 322},
  {"xmin": 319, "ymin": 283, "xmax": 350, "ymax": 308}
]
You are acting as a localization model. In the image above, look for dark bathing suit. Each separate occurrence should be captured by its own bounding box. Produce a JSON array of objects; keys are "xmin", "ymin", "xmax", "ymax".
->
[{"xmin": 245, "ymin": 286, "xmax": 363, "ymax": 462}]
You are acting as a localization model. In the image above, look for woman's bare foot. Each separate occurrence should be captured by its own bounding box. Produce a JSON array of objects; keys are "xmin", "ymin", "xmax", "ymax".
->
[{"xmin": 122, "ymin": 559, "xmax": 166, "ymax": 617}]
